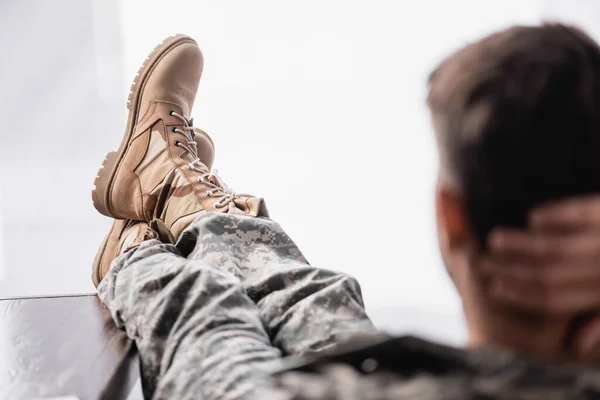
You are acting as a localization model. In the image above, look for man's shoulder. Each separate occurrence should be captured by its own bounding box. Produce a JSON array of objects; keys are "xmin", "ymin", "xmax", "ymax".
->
[
  {"xmin": 277, "ymin": 334, "xmax": 471, "ymax": 375},
  {"xmin": 267, "ymin": 334, "xmax": 600, "ymax": 400}
]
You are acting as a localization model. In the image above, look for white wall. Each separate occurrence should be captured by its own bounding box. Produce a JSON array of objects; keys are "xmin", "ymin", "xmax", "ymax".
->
[
  {"xmin": 541, "ymin": 0, "xmax": 600, "ymax": 40},
  {"xmin": 0, "ymin": 190, "xmax": 3, "ymax": 282},
  {"xmin": 0, "ymin": 0, "xmax": 124, "ymax": 297}
]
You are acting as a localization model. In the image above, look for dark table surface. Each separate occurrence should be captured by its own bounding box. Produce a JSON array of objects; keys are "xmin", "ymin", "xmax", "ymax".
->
[{"xmin": 0, "ymin": 294, "xmax": 139, "ymax": 400}]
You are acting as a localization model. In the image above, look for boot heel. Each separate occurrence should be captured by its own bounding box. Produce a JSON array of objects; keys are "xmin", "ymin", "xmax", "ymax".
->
[{"xmin": 92, "ymin": 151, "xmax": 119, "ymax": 217}]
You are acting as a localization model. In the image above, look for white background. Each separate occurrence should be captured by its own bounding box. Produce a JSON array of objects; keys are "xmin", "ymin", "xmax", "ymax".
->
[{"xmin": 0, "ymin": 0, "xmax": 597, "ymax": 345}]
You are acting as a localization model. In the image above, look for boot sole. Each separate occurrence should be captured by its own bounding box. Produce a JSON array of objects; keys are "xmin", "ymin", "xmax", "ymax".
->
[{"xmin": 92, "ymin": 34, "xmax": 198, "ymax": 218}]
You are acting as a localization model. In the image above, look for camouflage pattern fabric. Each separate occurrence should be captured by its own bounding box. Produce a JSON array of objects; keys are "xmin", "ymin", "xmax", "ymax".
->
[
  {"xmin": 259, "ymin": 335, "xmax": 600, "ymax": 399},
  {"xmin": 98, "ymin": 213, "xmax": 600, "ymax": 400},
  {"xmin": 98, "ymin": 213, "xmax": 376, "ymax": 399}
]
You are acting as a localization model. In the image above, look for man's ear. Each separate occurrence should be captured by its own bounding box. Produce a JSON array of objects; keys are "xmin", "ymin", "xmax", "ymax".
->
[{"xmin": 436, "ymin": 182, "xmax": 468, "ymax": 251}]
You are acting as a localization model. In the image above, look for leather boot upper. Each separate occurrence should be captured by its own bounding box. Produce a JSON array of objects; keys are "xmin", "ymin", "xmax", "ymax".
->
[{"xmin": 104, "ymin": 38, "xmax": 267, "ymax": 224}]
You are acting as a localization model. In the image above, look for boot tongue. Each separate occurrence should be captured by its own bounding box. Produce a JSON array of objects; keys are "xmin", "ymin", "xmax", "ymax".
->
[
  {"xmin": 180, "ymin": 146, "xmax": 210, "ymax": 174},
  {"xmin": 180, "ymin": 152, "xmax": 197, "ymax": 164}
]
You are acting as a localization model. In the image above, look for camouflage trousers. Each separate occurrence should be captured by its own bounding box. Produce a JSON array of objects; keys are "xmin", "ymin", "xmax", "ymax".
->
[{"xmin": 98, "ymin": 213, "xmax": 377, "ymax": 400}]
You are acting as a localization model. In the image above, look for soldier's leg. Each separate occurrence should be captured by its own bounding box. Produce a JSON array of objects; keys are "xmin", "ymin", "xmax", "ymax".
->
[
  {"xmin": 178, "ymin": 213, "xmax": 378, "ymax": 357},
  {"xmin": 98, "ymin": 239, "xmax": 281, "ymax": 400}
]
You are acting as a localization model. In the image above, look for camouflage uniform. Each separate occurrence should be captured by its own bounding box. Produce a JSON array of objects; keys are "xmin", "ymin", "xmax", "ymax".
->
[
  {"xmin": 98, "ymin": 213, "xmax": 376, "ymax": 399},
  {"xmin": 98, "ymin": 213, "xmax": 600, "ymax": 400},
  {"xmin": 260, "ymin": 335, "xmax": 600, "ymax": 399}
]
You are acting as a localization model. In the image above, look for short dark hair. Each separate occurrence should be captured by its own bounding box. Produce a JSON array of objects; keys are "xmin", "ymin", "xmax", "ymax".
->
[{"xmin": 428, "ymin": 23, "xmax": 600, "ymax": 246}]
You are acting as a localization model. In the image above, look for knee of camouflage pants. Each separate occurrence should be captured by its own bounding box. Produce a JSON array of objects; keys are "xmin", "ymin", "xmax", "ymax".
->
[
  {"xmin": 245, "ymin": 261, "xmax": 377, "ymax": 356},
  {"xmin": 176, "ymin": 213, "xmax": 309, "ymax": 279}
]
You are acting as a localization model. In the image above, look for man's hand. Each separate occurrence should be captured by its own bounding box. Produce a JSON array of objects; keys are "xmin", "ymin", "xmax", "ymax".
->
[{"xmin": 481, "ymin": 196, "xmax": 600, "ymax": 359}]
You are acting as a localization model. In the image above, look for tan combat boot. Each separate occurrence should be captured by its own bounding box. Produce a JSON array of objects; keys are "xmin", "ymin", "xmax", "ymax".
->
[
  {"xmin": 91, "ymin": 220, "xmax": 156, "ymax": 287},
  {"xmin": 92, "ymin": 128, "xmax": 215, "ymax": 287},
  {"xmin": 92, "ymin": 34, "xmax": 267, "ymax": 224}
]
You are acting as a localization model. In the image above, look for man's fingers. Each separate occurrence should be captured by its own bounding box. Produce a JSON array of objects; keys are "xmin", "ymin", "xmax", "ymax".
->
[
  {"xmin": 489, "ymin": 278, "xmax": 600, "ymax": 315},
  {"xmin": 529, "ymin": 195, "xmax": 600, "ymax": 229},
  {"xmin": 573, "ymin": 314, "xmax": 600, "ymax": 362},
  {"xmin": 487, "ymin": 229, "xmax": 600, "ymax": 259},
  {"xmin": 481, "ymin": 258, "xmax": 600, "ymax": 288}
]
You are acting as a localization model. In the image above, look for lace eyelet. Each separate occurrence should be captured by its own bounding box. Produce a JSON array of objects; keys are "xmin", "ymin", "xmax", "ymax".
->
[
  {"xmin": 197, "ymin": 176, "xmax": 204, "ymax": 183},
  {"xmin": 206, "ymin": 190, "xmax": 214, "ymax": 197},
  {"xmin": 214, "ymin": 201, "xmax": 223, "ymax": 208},
  {"xmin": 171, "ymin": 127, "xmax": 177, "ymax": 133},
  {"xmin": 174, "ymin": 141, "xmax": 181, "ymax": 146},
  {"xmin": 169, "ymin": 110, "xmax": 174, "ymax": 116}
]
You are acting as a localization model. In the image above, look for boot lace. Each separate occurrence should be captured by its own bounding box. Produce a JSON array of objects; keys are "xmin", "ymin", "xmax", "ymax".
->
[{"xmin": 170, "ymin": 110, "xmax": 239, "ymax": 208}]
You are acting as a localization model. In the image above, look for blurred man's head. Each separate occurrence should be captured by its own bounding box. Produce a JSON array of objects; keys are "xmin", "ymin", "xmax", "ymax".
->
[{"xmin": 428, "ymin": 23, "xmax": 600, "ymax": 362}]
